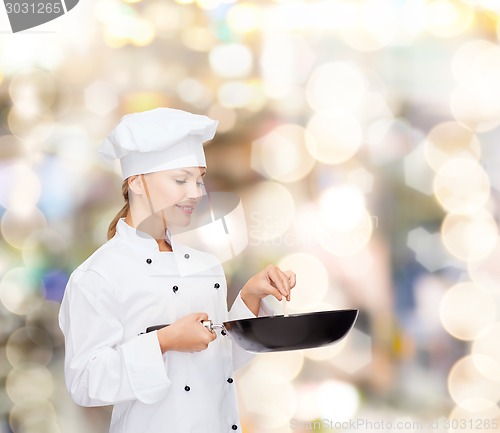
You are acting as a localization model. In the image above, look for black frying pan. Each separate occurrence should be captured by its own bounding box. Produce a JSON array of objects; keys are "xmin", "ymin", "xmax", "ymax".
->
[{"xmin": 146, "ymin": 309, "xmax": 358, "ymax": 353}]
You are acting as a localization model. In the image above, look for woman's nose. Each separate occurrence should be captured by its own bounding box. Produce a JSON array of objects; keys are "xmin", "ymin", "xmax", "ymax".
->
[{"xmin": 187, "ymin": 180, "xmax": 205, "ymax": 200}]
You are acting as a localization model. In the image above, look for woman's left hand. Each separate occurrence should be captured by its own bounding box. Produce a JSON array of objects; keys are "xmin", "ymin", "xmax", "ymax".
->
[{"xmin": 240, "ymin": 265, "xmax": 296, "ymax": 315}]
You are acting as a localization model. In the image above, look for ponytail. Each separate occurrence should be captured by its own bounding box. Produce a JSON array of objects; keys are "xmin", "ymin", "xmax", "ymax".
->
[{"xmin": 107, "ymin": 179, "xmax": 129, "ymax": 240}]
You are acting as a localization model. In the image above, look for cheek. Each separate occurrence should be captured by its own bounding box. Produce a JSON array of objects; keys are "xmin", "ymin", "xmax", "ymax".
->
[{"xmin": 151, "ymin": 185, "xmax": 183, "ymax": 210}]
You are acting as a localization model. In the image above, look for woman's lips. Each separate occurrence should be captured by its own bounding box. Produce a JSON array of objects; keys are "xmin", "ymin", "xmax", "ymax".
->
[{"xmin": 176, "ymin": 204, "xmax": 195, "ymax": 214}]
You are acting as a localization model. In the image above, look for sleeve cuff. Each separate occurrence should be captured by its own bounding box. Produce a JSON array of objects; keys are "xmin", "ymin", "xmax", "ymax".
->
[
  {"xmin": 258, "ymin": 297, "xmax": 275, "ymax": 317},
  {"xmin": 228, "ymin": 291, "xmax": 275, "ymax": 320},
  {"xmin": 120, "ymin": 331, "xmax": 171, "ymax": 404}
]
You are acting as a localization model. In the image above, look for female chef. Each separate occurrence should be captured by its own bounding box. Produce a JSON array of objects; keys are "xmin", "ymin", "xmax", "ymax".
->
[{"xmin": 58, "ymin": 107, "xmax": 296, "ymax": 433}]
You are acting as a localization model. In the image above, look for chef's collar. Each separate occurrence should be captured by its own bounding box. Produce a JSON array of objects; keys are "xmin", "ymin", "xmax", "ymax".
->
[
  {"xmin": 115, "ymin": 217, "xmax": 172, "ymax": 255},
  {"xmin": 115, "ymin": 217, "xmax": 223, "ymax": 276}
]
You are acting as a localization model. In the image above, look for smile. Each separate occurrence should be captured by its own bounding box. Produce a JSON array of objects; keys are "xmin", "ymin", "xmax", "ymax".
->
[{"xmin": 176, "ymin": 205, "xmax": 195, "ymax": 214}]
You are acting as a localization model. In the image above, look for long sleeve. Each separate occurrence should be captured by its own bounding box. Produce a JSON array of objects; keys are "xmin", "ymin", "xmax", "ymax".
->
[
  {"xmin": 58, "ymin": 269, "xmax": 171, "ymax": 407},
  {"xmin": 228, "ymin": 291, "xmax": 275, "ymax": 371}
]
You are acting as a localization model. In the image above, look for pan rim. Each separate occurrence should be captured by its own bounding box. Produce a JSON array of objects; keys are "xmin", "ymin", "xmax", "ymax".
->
[{"xmin": 224, "ymin": 308, "xmax": 359, "ymax": 325}]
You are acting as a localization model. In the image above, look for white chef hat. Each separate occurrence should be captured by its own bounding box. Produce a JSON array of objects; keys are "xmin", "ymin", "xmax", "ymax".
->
[{"xmin": 98, "ymin": 107, "xmax": 218, "ymax": 179}]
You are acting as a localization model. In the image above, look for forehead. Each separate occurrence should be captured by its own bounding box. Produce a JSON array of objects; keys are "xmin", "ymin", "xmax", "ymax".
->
[{"xmin": 167, "ymin": 167, "xmax": 206, "ymax": 176}]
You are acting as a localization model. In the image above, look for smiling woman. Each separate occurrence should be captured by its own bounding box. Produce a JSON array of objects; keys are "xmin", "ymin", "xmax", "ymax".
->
[
  {"xmin": 121, "ymin": 167, "xmax": 208, "ymax": 249},
  {"xmin": 57, "ymin": 107, "xmax": 296, "ymax": 433}
]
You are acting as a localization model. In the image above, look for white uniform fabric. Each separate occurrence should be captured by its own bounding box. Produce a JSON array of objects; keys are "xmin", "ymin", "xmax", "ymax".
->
[
  {"xmin": 98, "ymin": 108, "xmax": 218, "ymax": 179},
  {"xmin": 59, "ymin": 218, "xmax": 273, "ymax": 433}
]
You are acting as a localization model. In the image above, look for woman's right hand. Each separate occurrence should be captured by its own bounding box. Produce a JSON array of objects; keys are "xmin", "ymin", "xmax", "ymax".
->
[{"xmin": 156, "ymin": 312, "xmax": 216, "ymax": 353}]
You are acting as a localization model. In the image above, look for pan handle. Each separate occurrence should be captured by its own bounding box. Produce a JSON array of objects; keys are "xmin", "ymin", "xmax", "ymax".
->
[
  {"xmin": 201, "ymin": 320, "xmax": 226, "ymax": 334},
  {"xmin": 144, "ymin": 321, "xmax": 228, "ymax": 335}
]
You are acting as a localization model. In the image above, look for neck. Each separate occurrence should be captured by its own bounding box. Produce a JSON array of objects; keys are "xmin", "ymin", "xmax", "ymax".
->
[
  {"xmin": 124, "ymin": 213, "xmax": 172, "ymax": 252},
  {"xmin": 157, "ymin": 239, "xmax": 172, "ymax": 252}
]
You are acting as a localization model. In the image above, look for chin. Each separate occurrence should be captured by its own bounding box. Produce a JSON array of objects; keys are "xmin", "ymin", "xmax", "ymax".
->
[{"xmin": 169, "ymin": 215, "xmax": 193, "ymax": 228}]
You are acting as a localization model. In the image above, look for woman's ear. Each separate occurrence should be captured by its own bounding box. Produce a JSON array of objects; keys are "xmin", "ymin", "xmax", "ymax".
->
[{"xmin": 127, "ymin": 175, "xmax": 145, "ymax": 195}]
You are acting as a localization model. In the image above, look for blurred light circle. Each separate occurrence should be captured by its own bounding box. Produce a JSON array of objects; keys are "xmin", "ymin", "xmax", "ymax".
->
[
  {"xmin": 1, "ymin": 208, "xmax": 46, "ymax": 250},
  {"xmin": 471, "ymin": 323, "xmax": 500, "ymax": 381},
  {"xmin": 448, "ymin": 355, "xmax": 500, "ymax": 411},
  {"xmin": 196, "ymin": 0, "xmax": 223, "ymax": 10},
  {"xmin": 464, "ymin": 45, "xmax": 500, "ymax": 95},
  {"xmin": 441, "ymin": 209, "xmax": 498, "ymax": 262},
  {"xmin": 433, "ymin": 158, "xmax": 490, "ymax": 214},
  {"xmin": 273, "ymin": 86, "xmax": 308, "ymax": 118},
  {"xmin": 6, "ymin": 327, "xmax": 53, "ymax": 369},
  {"xmin": 227, "ymin": 3, "xmax": 262, "ymax": 34},
  {"xmin": 245, "ymin": 181, "xmax": 295, "ymax": 242},
  {"xmin": 6, "ymin": 364, "xmax": 53, "ymax": 407},
  {"xmin": 439, "ymin": 282, "xmax": 496, "ymax": 341},
  {"xmin": 0, "ymin": 347, "xmax": 11, "ymax": 377},
  {"xmin": 17, "ymin": 413, "xmax": 62, "ymax": 433},
  {"xmin": 277, "ymin": 253, "xmax": 329, "ymax": 310},
  {"xmin": 209, "ymin": 43, "xmax": 253, "ymax": 79},
  {"xmin": 306, "ymin": 61, "xmax": 366, "ymax": 115},
  {"xmin": 181, "ymin": 26, "xmax": 216, "ymax": 52},
  {"xmin": 250, "ymin": 351, "xmax": 304, "ymax": 382},
  {"xmin": 238, "ymin": 369, "xmax": 296, "ymax": 430},
  {"xmin": 207, "ymin": 104, "xmax": 237, "ymax": 133},
  {"xmin": 8, "ymin": 402, "xmax": 58, "ymax": 433},
  {"xmin": 347, "ymin": 167, "xmax": 375, "ymax": 194},
  {"xmin": 317, "ymin": 380, "xmax": 359, "ymax": 422},
  {"xmin": 7, "ymin": 106, "xmax": 55, "ymax": 142},
  {"xmin": 319, "ymin": 185, "xmax": 366, "ymax": 231},
  {"xmin": 218, "ymin": 81, "xmax": 253, "ymax": 108},
  {"xmin": 251, "ymin": 124, "xmax": 316, "ymax": 182},
  {"xmin": 468, "ymin": 238, "xmax": 500, "ymax": 294},
  {"xmin": 144, "ymin": 1, "xmax": 181, "ymax": 33},
  {"xmin": 339, "ymin": 0, "xmax": 397, "ymax": 51},
  {"xmin": 317, "ymin": 210, "xmax": 373, "ymax": 257},
  {"xmin": 462, "ymin": 0, "xmax": 500, "ymax": 13},
  {"xmin": 450, "ymin": 86, "xmax": 500, "ymax": 132},
  {"xmin": 450, "ymin": 42, "xmax": 500, "ymax": 133},
  {"xmin": 304, "ymin": 338, "xmax": 346, "ymax": 361},
  {"xmin": 0, "ymin": 267, "xmax": 43, "ymax": 316},
  {"xmin": 9, "ymin": 69, "xmax": 57, "ymax": 115},
  {"xmin": 23, "ymin": 122, "xmax": 57, "ymax": 148},
  {"xmin": 260, "ymin": 32, "xmax": 295, "ymax": 99},
  {"xmin": 367, "ymin": 118, "xmax": 421, "ymax": 165},
  {"xmin": 177, "ymin": 78, "xmax": 212, "ymax": 107},
  {"xmin": 452, "ymin": 40, "xmax": 497, "ymax": 88},
  {"xmin": 0, "ymin": 162, "xmax": 41, "ymax": 214},
  {"xmin": 102, "ymin": 8, "xmax": 144, "ymax": 48},
  {"xmin": 426, "ymin": 0, "xmax": 474, "ymax": 38},
  {"xmin": 328, "ymin": 327, "xmax": 372, "ymax": 374},
  {"xmin": 294, "ymin": 383, "xmax": 321, "ymax": 421},
  {"xmin": 84, "ymin": 80, "xmax": 119, "ymax": 116},
  {"xmin": 305, "ymin": 114, "xmax": 362, "ymax": 164},
  {"xmin": 44, "ymin": 125, "xmax": 93, "ymax": 166},
  {"xmin": 0, "ymin": 135, "xmax": 28, "ymax": 161},
  {"xmin": 26, "ymin": 301, "xmax": 65, "ymax": 348},
  {"xmin": 316, "ymin": 186, "xmax": 373, "ymax": 256},
  {"xmin": 22, "ymin": 228, "xmax": 68, "ymax": 272},
  {"xmin": 423, "ymin": 121, "xmax": 481, "ymax": 172},
  {"xmin": 449, "ymin": 403, "xmax": 500, "ymax": 433},
  {"xmin": 131, "ymin": 18, "xmax": 156, "ymax": 46}
]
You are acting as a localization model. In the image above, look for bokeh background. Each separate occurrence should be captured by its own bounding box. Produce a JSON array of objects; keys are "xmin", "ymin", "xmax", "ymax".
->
[{"xmin": 2, "ymin": 0, "xmax": 500, "ymax": 432}]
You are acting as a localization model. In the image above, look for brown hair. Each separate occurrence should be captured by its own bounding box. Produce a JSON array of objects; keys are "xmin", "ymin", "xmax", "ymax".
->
[{"xmin": 107, "ymin": 179, "xmax": 129, "ymax": 240}]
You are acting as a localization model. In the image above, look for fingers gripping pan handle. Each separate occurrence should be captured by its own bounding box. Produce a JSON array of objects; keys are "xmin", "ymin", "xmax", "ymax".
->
[
  {"xmin": 144, "ymin": 320, "xmax": 227, "ymax": 334},
  {"xmin": 201, "ymin": 320, "xmax": 226, "ymax": 333}
]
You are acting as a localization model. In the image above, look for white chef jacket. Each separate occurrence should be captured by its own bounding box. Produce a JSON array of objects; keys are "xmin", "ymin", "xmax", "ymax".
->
[{"xmin": 59, "ymin": 217, "xmax": 273, "ymax": 433}]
